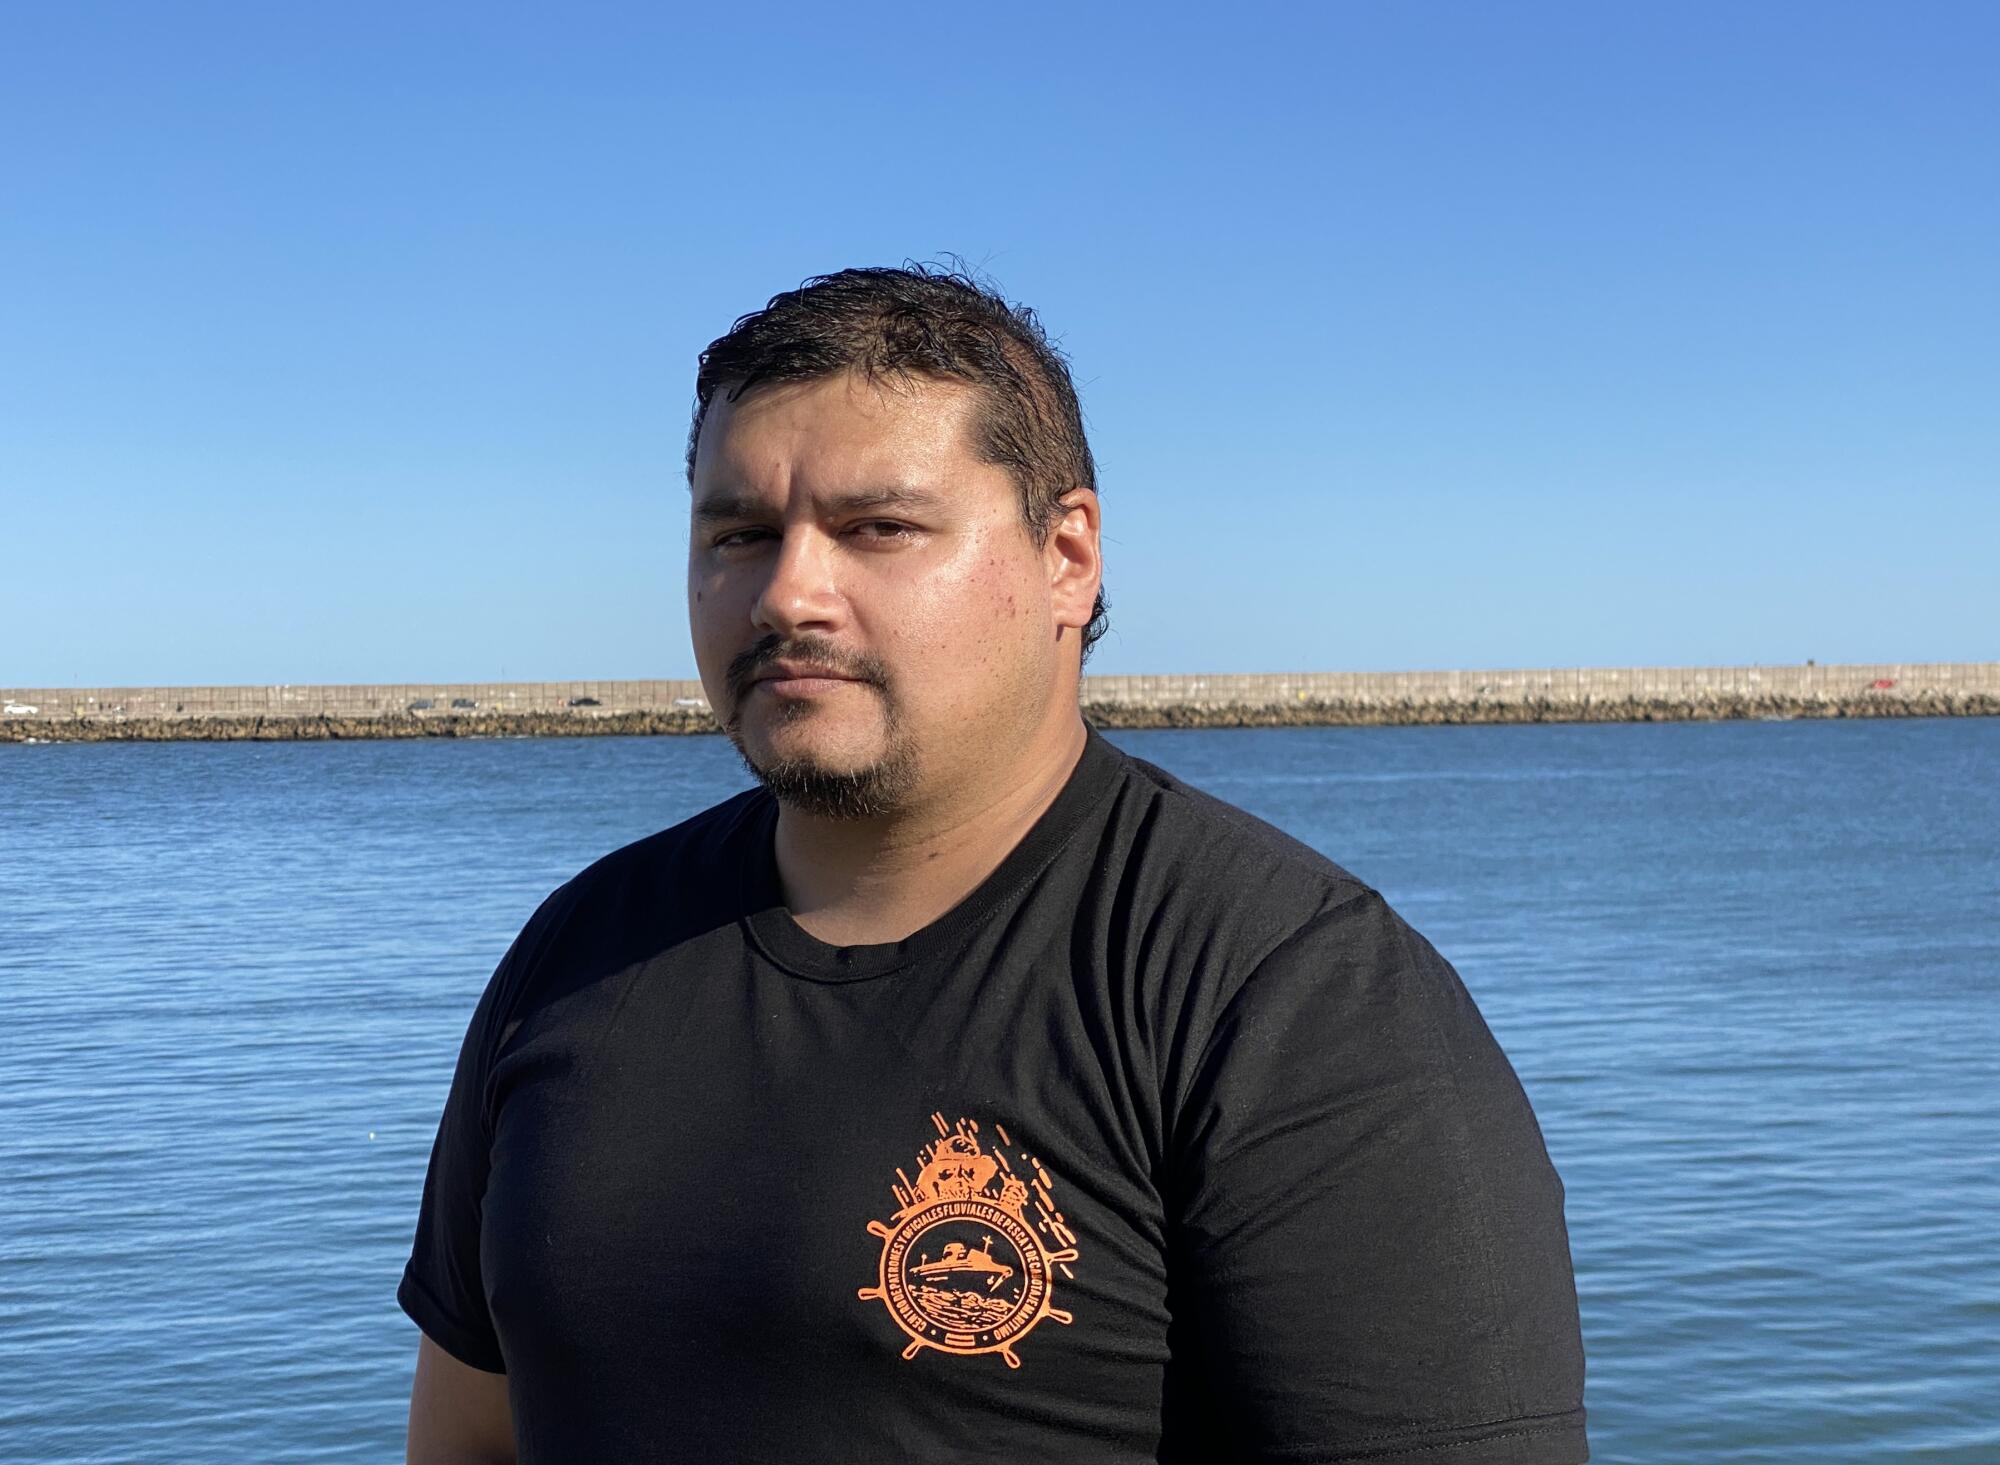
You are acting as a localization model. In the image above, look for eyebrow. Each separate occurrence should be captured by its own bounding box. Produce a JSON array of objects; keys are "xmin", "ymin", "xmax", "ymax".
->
[{"xmin": 691, "ymin": 487, "xmax": 949, "ymax": 524}]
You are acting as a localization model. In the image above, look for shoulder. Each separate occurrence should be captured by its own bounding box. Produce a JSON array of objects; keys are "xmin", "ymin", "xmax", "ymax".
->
[
  {"xmin": 483, "ymin": 786, "xmax": 768, "ymax": 1021},
  {"xmin": 554, "ymin": 784, "xmax": 766, "ymax": 914},
  {"xmin": 1082, "ymin": 740, "xmax": 1469, "ymax": 1100},
  {"xmin": 1092, "ymin": 741, "xmax": 1377, "ymax": 958}
]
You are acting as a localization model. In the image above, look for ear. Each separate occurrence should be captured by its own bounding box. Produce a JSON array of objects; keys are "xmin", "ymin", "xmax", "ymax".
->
[{"xmin": 1044, "ymin": 488, "xmax": 1102, "ymax": 640}]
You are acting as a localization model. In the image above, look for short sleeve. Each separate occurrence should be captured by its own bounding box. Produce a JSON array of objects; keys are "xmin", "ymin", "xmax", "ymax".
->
[
  {"xmin": 398, "ymin": 889, "xmax": 572, "ymax": 1374},
  {"xmin": 1165, "ymin": 890, "xmax": 1587, "ymax": 1464}
]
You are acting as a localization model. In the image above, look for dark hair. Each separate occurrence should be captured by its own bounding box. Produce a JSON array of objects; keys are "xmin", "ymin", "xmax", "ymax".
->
[{"xmin": 688, "ymin": 264, "xmax": 1108, "ymax": 664}]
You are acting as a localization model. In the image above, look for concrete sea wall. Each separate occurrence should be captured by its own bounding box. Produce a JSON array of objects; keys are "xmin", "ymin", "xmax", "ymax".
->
[
  {"xmin": 1077, "ymin": 663, "xmax": 2000, "ymax": 728},
  {"xmin": 4, "ymin": 663, "xmax": 1996, "ymax": 742}
]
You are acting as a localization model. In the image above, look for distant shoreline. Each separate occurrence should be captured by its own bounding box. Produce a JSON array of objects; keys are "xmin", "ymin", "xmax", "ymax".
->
[{"xmin": 5, "ymin": 663, "xmax": 1995, "ymax": 742}]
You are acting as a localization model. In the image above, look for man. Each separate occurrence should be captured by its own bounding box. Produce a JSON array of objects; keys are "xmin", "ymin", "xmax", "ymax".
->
[{"xmin": 401, "ymin": 265, "xmax": 1588, "ymax": 1463}]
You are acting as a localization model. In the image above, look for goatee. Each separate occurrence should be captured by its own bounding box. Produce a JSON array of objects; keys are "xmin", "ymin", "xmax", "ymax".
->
[
  {"xmin": 733, "ymin": 738, "xmax": 919, "ymax": 820},
  {"xmin": 722, "ymin": 633, "xmax": 915, "ymax": 819}
]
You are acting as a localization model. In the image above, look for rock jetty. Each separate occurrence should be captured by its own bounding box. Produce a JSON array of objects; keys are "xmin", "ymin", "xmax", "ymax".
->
[
  {"xmin": 1081, "ymin": 688, "xmax": 2000, "ymax": 730},
  {"xmin": 3, "ymin": 664, "xmax": 1995, "ymax": 743}
]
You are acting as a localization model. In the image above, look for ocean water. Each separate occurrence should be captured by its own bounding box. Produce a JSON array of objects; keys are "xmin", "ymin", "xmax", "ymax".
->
[{"xmin": 1, "ymin": 719, "xmax": 1994, "ymax": 1463}]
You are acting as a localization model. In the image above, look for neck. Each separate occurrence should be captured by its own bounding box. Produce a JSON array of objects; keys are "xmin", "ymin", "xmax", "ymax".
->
[{"xmin": 771, "ymin": 711, "xmax": 1089, "ymax": 947}]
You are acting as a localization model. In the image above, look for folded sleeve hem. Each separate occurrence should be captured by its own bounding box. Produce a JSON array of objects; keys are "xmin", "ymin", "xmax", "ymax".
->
[{"xmin": 397, "ymin": 1262, "xmax": 506, "ymax": 1374}]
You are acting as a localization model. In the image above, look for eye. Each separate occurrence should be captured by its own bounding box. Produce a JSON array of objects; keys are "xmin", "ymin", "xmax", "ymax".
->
[
  {"xmin": 712, "ymin": 527, "xmax": 773, "ymax": 550},
  {"xmin": 851, "ymin": 520, "xmax": 915, "ymax": 542}
]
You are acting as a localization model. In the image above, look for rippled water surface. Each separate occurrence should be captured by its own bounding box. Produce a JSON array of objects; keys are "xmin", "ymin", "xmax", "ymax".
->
[{"xmin": 3, "ymin": 720, "xmax": 1995, "ymax": 1462}]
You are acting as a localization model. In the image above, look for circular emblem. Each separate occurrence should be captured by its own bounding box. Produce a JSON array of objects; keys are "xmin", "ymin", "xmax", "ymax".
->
[{"xmin": 857, "ymin": 1118, "xmax": 1079, "ymax": 1369}]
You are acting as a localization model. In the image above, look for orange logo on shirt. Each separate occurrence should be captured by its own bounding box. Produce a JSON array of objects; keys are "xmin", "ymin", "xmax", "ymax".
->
[{"xmin": 857, "ymin": 1114, "xmax": 1080, "ymax": 1369}]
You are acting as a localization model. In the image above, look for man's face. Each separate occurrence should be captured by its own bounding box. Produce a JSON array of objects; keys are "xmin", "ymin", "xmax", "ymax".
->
[{"xmin": 687, "ymin": 371, "xmax": 1073, "ymax": 818}]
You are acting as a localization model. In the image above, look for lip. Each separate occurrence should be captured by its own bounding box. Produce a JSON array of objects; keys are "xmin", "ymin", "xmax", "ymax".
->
[
  {"xmin": 749, "ymin": 662, "xmax": 866, "ymax": 697},
  {"xmin": 755, "ymin": 661, "xmax": 857, "ymax": 682},
  {"xmin": 755, "ymin": 675, "xmax": 858, "ymax": 696}
]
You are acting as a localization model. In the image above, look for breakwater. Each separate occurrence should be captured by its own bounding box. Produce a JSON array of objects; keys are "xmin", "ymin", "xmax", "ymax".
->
[{"xmin": 4, "ymin": 662, "xmax": 1995, "ymax": 742}]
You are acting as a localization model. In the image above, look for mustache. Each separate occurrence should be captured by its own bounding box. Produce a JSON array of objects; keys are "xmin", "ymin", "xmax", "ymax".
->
[{"xmin": 724, "ymin": 634, "xmax": 891, "ymax": 704}]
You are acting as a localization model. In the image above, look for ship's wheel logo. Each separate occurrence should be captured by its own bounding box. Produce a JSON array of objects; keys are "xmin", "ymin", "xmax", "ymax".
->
[{"xmin": 857, "ymin": 1114, "xmax": 1080, "ymax": 1369}]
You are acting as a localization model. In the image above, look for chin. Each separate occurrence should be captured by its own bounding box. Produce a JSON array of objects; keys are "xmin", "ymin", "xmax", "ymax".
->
[
  {"xmin": 730, "ymin": 715, "xmax": 908, "ymax": 816},
  {"xmin": 744, "ymin": 715, "xmax": 876, "ymax": 770},
  {"xmin": 725, "ymin": 687, "xmax": 921, "ymax": 818},
  {"xmin": 738, "ymin": 744, "xmax": 919, "ymax": 820}
]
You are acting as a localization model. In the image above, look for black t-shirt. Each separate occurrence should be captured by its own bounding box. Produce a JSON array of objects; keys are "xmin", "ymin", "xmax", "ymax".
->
[{"xmin": 399, "ymin": 727, "xmax": 1587, "ymax": 1463}]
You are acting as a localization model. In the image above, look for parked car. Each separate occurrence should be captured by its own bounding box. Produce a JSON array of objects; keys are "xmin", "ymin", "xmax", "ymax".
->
[
  {"xmin": 3, "ymin": 701, "xmax": 38, "ymax": 715},
  {"xmin": 567, "ymin": 696, "xmax": 601, "ymax": 707}
]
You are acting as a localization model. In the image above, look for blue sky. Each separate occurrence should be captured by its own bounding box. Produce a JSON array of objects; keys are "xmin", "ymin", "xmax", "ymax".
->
[{"xmin": 2, "ymin": 2, "xmax": 1994, "ymax": 686}]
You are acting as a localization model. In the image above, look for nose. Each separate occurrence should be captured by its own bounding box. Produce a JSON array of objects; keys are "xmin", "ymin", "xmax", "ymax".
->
[{"xmin": 750, "ymin": 526, "xmax": 846, "ymax": 639}]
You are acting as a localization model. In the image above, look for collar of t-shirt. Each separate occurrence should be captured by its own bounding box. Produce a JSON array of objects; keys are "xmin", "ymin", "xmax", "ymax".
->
[{"xmin": 736, "ymin": 724, "xmax": 1126, "ymax": 983}]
